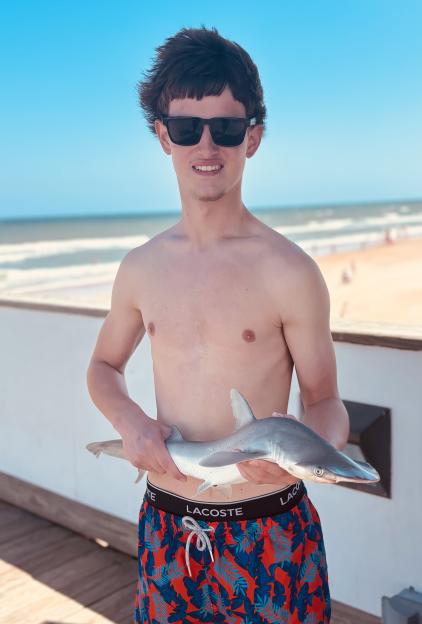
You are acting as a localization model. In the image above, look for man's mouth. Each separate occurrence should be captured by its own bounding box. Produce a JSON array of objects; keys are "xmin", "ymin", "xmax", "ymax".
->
[{"xmin": 192, "ymin": 163, "xmax": 224, "ymax": 176}]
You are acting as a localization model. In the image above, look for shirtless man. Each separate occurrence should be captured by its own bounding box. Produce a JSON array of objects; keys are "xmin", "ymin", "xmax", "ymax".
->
[{"xmin": 87, "ymin": 26, "xmax": 349, "ymax": 624}]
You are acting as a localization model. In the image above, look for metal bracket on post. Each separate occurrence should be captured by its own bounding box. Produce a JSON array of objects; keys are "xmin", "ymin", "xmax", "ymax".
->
[
  {"xmin": 297, "ymin": 394, "xmax": 391, "ymax": 497},
  {"xmin": 382, "ymin": 587, "xmax": 422, "ymax": 623}
]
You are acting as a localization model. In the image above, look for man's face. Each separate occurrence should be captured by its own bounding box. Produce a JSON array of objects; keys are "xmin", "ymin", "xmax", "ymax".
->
[{"xmin": 154, "ymin": 85, "xmax": 263, "ymax": 203}]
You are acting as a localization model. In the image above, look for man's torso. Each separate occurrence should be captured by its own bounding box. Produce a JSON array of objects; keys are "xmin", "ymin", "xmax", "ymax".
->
[{"xmin": 132, "ymin": 215, "xmax": 304, "ymax": 502}]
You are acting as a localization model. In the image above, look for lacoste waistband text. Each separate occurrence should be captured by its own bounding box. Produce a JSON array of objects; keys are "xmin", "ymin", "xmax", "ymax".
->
[{"xmin": 144, "ymin": 479, "xmax": 306, "ymax": 520}]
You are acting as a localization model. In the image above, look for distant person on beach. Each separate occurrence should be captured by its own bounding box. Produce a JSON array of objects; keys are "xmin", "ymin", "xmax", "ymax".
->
[
  {"xmin": 341, "ymin": 265, "xmax": 353, "ymax": 284},
  {"xmin": 86, "ymin": 26, "xmax": 349, "ymax": 624},
  {"xmin": 384, "ymin": 228, "xmax": 396, "ymax": 244}
]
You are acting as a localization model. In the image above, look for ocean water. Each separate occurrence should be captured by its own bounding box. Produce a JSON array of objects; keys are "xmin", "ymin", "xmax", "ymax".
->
[{"xmin": 0, "ymin": 199, "xmax": 421, "ymax": 305}]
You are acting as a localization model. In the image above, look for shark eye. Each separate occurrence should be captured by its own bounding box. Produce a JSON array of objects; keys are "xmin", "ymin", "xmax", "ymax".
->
[{"xmin": 313, "ymin": 466, "xmax": 324, "ymax": 477}]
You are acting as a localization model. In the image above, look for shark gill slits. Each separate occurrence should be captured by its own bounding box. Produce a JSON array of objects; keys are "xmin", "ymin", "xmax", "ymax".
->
[
  {"xmin": 147, "ymin": 321, "xmax": 155, "ymax": 336},
  {"xmin": 242, "ymin": 329, "xmax": 256, "ymax": 343}
]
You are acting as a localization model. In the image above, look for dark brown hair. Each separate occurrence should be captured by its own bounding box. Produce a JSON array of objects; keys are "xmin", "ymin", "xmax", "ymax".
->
[{"xmin": 137, "ymin": 25, "xmax": 267, "ymax": 138}]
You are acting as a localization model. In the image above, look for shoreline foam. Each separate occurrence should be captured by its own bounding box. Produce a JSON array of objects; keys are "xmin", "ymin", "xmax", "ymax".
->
[{"xmin": 0, "ymin": 234, "xmax": 420, "ymax": 328}]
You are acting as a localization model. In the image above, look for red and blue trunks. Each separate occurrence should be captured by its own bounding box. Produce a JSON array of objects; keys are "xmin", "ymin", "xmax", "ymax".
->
[{"xmin": 134, "ymin": 478, "xmax": 331, "ymax": 623}]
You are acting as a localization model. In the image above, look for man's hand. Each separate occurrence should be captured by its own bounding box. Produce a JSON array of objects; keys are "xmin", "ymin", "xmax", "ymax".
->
[
  {"xmin": 236, "ymin": 412, "xmax": 299, "ymax": 486},
  {"xmin": 118, "ymin": 411, "xmax": 187, "ymax": 482}
]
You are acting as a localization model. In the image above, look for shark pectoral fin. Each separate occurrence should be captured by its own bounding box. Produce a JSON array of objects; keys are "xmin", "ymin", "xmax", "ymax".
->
[
  {"xmin": 196, "ymin": 482, "xmax": 236, "ymax": 499},
  {"xmin": 195, "ymin": 470, "xmax": 230, "ymax": 496},
  {"xmin": 196, "ymin": 480, "xmax": 213, "ymax": 495},
  {"xmin": 198, "ymin": 450, "xmax": 265, "ymax": 467},
  {"xmin": 134, "ymin": 469, "xmax": 146, "ymax": 484}
]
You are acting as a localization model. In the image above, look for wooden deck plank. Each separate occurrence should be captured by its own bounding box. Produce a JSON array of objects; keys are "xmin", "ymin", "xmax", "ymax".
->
[
  {"xmin": 40, "ymin": 616, "xmax": 118, "ymax": 623},
  {"xmin": 331, "ymin": 599, "xmax": 381, "ymax": 623},
  {"xmin": 1, "ymin": 545, "xmax": 130, "ymax": 596},
  {"xmin": 1, "ymin": 524, "xmax": 136, "ymax": 621},
  {"xmin": 0, "ymin": 509, "xmax": 52, "ymax": 545},
  {"xmin": 2, "ymin": 562, "xmax": 136, "ymax": 624},
  {"xmin": 0, "ymin": 498, "xmax": 137, "ymax": 623},
  {"xmin": 0, "ymin": 526, "xmax": 77, "ymax": 574},
  {"xmin": 27, "ymin": 582, "xmax": 137, "ymax": 624},
  {"xmin": 37, "ymin": 541, "xmax": 130, "ymax": 585},
  {"xmin": 1, "ymin": 535, "xmax": 100, "ymax": 595},
  {"xmin": 0, "ymin": 472, "xmax": 139, "ymax": 558},
  {"xmin": 57, "ymin": 582, "xmax": 137, "ymax": 624},
  {"xmin": 0, "ymin": 503, "xmax": 40, "ymax": 527}
]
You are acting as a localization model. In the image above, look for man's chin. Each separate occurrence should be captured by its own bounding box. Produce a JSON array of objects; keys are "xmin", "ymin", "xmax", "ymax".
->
[{"xmin": 193, "ymin": 190, "xmax": 226, "ymax": 202}]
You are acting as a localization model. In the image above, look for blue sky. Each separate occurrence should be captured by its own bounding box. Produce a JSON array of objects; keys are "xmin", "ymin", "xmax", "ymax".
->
[{"xmin": 1, "ymin": 0, "xmax": 421, "ymax": 220}]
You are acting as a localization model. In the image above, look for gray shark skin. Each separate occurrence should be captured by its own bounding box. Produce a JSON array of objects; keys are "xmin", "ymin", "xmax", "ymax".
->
[{"xmin": 86, "ymin": 388, "xmax": 380, "ymax": 498}]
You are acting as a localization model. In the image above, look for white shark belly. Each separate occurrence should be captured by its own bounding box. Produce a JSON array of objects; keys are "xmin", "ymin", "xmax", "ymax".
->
[{"xmin": 172, "ymin": 453, "xmax": 246, "ymax": 485}]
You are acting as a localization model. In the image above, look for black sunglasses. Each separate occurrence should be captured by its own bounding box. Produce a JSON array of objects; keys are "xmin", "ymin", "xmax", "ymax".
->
[{"xmin": 157, "ymin": 115, "xmax": 257, "ymax": 147}]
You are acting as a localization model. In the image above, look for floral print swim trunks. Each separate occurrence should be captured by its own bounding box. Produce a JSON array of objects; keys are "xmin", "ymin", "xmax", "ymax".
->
[{"xmin": 134, "ymin": 480, "xmax": 331, "ymax": 623}]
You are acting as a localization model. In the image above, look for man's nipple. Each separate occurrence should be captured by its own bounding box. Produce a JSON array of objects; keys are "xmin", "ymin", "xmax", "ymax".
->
[
  {"xmin": 147, "ymin": 321, "xmax": 155, "ymax": 336},
  {"xmin": 242, "ymin": 328, "xmax": 256, "ymax": 342}
]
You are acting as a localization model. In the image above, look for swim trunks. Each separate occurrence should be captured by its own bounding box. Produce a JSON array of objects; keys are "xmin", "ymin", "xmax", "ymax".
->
[{"xmin": 134, "ymin": 479, "xmax": 331, "ymax": 623}]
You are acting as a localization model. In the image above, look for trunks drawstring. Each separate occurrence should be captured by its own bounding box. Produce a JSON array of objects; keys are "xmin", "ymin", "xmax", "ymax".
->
[{"xmin": 181, "ymin": 516, "xmax": 215, "ymax": 577}]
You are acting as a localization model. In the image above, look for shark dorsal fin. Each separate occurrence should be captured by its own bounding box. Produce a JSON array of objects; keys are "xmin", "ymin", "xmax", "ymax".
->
[
  {"xmin": 230, "ymin": 388, "xmax": 257, "ymax": 431},
  {"xmin": 166, "ymin": 425, "xmax": 184, "ymax": 443}
]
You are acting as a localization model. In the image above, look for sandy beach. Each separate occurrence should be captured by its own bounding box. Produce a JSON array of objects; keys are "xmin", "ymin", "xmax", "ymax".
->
[
  {"xmin": 0, "ymin": 234, "xmax": 421, "ymax": 332},
  {"xmin": 315, "ymin": 235, "xmax": 422, "ymax": 327}
]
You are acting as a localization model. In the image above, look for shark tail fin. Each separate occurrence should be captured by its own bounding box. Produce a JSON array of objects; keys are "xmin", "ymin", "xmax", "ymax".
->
[
  {"xmin": 86, "ymin": 442, "xmax": 104, "ymax": 458},
  {"xmin": 134, "ymin": 469, "xmax": 146, "ymax": 484}
]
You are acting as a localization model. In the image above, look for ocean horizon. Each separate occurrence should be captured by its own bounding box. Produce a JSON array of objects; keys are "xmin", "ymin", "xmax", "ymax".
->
[{"xmin": 1, "ymin": 197, "xmax": 421, "ymax": 306}]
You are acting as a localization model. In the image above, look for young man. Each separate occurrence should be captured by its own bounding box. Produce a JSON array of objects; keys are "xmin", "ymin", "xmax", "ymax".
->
[{"xmin": 87, "ymin": 26, "xmax": 349, "ymax": 624}]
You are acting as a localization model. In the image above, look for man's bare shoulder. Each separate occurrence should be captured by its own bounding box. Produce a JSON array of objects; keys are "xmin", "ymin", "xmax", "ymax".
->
[
  {"xmin": 257, "ymin": 223, "xmax": 326, "ymax": 315},
  {"xmin": 124, "ymin": 226, "xmax": 176, "ymax": 267},
  {"xmin": 258, "ymin": 221, "xmax": 314, "ymax": 271},
  {"xmin": 114, "ymin": 228, "xmax": 178, "ymax": 314}
]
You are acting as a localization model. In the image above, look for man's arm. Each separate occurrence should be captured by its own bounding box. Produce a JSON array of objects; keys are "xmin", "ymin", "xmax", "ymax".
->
[
  {"xmin": 86, "ymin": 248, "xmax": 147, "ymax": 434},
  {"xmin": 280, "ymin": 251, "xmax": 350, "ymax": 451},
  {"xmin": 86, "ymin": 247, "xmax": 187, "ymax": 481},
  {"xmin": 236, "ymin": 247, "xmax": 350, "ymax": 487}
]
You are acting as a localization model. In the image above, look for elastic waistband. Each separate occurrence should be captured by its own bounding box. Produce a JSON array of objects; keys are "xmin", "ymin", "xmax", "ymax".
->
[{"xmin": 145, "ymin": 479, "xmax": 306, "ymax": 521}]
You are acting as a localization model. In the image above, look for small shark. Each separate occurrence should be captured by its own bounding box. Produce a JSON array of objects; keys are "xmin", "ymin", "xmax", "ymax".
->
[{"xmin": 86, "ymin": 388, "xmax": 380, "ymax": 498}]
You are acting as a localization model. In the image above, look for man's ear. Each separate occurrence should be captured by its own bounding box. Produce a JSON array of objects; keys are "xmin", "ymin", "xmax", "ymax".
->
[
  {"xmin": 246, "ymin": 124, "xmax": 264, "ymax": 158},
  {"xmin": 154, "ymin": 119, "xmax": 172, "ymax": 155}
]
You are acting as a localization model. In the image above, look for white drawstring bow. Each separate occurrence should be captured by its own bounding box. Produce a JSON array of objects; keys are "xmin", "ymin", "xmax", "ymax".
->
[{"xmin": 181, "ymin": 516, "xmax": 215, "ymax": 577}]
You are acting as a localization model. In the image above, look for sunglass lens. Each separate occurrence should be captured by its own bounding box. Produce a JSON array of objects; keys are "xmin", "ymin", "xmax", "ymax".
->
[
  {"xmin": 210, "ymin": 119, "xmax": 246, "ymax": 146},
  {"xmin": 167, "ymin": 118, "xmax": 201, "ymax": 145}
]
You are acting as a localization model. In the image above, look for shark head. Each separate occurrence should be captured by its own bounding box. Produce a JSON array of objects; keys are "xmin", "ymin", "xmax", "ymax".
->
[
  {"xmin": 282, "ymin": 461, "xmax": 343, "ymax": 484},
  {"xmin": 265, "ymin": 442, "xmax": 380, "ymax": 484},
  {"xmin": 229, "ymin": 389, "xmax": 380, "ymax": 485}
]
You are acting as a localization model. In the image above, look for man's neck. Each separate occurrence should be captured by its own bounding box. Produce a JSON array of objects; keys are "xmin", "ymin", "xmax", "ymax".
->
[{"xmin": 175, "ymin": 196, "xmax": 254, "ymax": 252}]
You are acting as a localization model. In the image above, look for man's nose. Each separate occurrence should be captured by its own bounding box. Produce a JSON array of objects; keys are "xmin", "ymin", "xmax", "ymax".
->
[{"xmin": 198, "ymin": 122, "xmax": 217, "ymax": 148}]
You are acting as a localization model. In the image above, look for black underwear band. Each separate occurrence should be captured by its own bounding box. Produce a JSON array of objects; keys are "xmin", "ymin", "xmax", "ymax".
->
[{"xmin": 145, "ymin": 478, "xmax": 306, "ymax": 521}]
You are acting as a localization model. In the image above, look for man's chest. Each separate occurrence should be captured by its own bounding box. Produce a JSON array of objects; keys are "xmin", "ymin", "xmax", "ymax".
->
[{"xmin": 136, "ymin": 248, "xmax": 285, "ymax": 354}]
